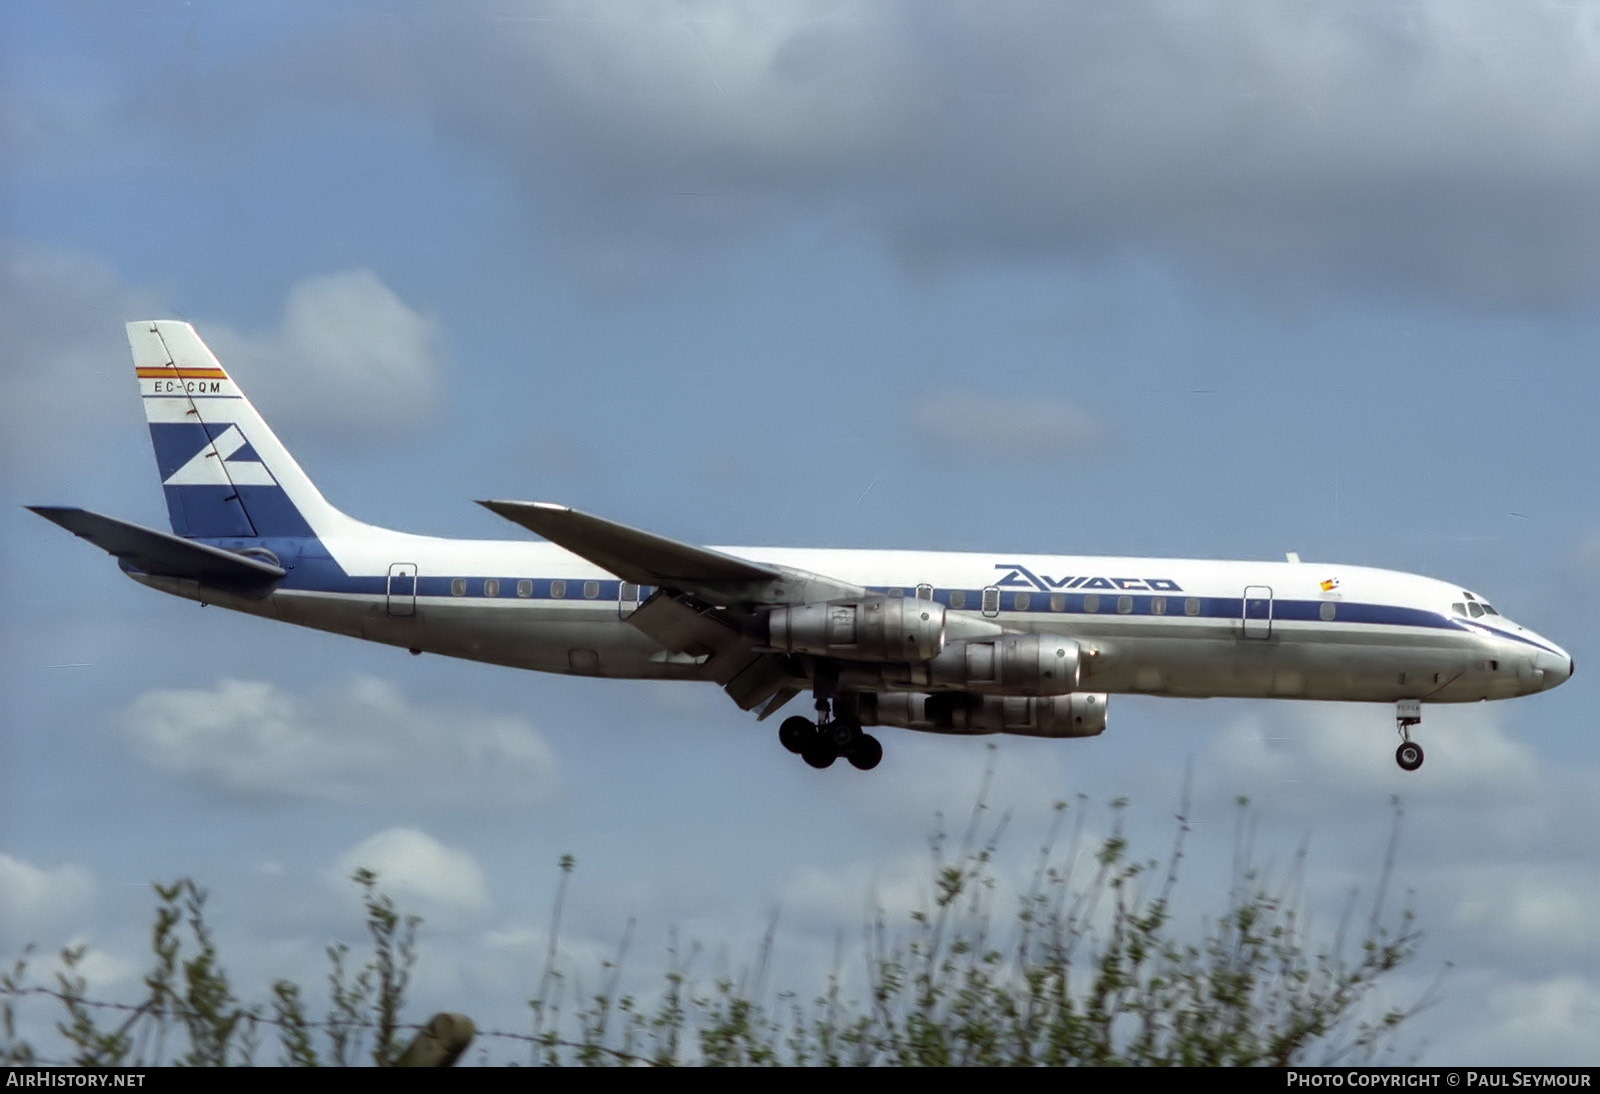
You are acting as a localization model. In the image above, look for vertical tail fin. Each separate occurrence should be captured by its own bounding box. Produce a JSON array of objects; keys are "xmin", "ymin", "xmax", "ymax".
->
[{"xmin": 131, "ymin": 321, "xmax": 350, "ymax": 541}]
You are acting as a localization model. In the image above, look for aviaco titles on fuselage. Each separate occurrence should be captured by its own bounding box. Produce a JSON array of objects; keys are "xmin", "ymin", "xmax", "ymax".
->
[{"xmin": 31, "ymin": 322, "xmax": 1573, "ymax": 773}]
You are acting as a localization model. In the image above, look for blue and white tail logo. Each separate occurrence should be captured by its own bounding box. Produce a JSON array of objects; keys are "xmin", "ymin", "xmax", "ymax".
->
[
  {"xmin": 162, "ymin": 425, "xmax": 278, "ymax": 487},
  {"xmin": 130, "ymin": 321, "xmax": 352, "ymax": 543}
]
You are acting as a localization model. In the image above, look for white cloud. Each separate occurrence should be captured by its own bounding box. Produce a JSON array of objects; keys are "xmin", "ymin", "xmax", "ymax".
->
[
  {"xmin": 23, "ymin": 4, "xmax": 1600, "ymax": 304},
  {"xmin": 1451, "ymin": 872, "xmax": 1600, "ymax": 952},
  {"xmin": 292, "ymin": 0, "xmax": 1600, "ymax": 305},
  {"xmin": 119, "ymin": 676, "xmax": 560, "ymax": 808},
  {"xmin": 1453, "ymin": 974, "xmax": 1600, "ymax": 1066},
  {"xmin": 330, "ymin": 828, "xmax": 490, "ymax": 916},
  {"xmin": 203, "ymin": 270, "xmax": 442, "ymax": 438},
  {"xmin": 0, "ymin": 854, "xmax": 95, "ymax": 946}
]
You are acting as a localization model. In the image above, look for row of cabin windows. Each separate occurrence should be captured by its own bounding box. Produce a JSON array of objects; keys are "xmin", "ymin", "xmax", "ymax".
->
[
  {"xmin": 940, "ymin": 589, "xmax": 1213, "ymax": 616},
  {"xmin": 449, "ymin": 578, "xmax": 602, "ymax": 599},
  {"xmin": 439, "ymin": 579, "xmax": 1338, "ymax": 622},
  {"xmin": 958, "ymin": 589, "xmax": 1336, "ymax": 621}
]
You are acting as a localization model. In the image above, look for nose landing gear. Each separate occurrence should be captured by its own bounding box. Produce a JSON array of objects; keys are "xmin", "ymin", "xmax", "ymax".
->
[{"xmin": 1394, "ymin": 699, "xmax": 1424, "ymax": 771}]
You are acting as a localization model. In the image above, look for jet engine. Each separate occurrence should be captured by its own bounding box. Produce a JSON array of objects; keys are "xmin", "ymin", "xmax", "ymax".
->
[
  {"xmin": 915, "ymin": 633, "xmax": 1080, "ymax": 695},
  {"xmin": 837, "ymin": 634, "xmax": 1083, "ymax": 696},
  {"xmin": 766, "ymin": 596, "xmax": 946, "ymax": 662},
  {"xmin": 855, "ymin": 690, "xmax": 1109, "ymax": 738}
]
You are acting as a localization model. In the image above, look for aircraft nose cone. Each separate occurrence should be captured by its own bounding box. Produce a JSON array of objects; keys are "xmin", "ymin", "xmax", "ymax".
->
[{"xmin": 1537, "ymin": 647, "xmax": 1574, "ymax": 690}]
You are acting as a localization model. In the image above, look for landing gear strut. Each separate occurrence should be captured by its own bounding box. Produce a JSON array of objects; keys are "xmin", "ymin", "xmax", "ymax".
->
[{"xmin": 1394, "ymin": 700, "xmax": 1424, "ymax": 772}]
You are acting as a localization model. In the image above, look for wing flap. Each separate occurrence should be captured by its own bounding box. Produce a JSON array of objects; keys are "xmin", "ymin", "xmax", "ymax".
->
[
  {"xmin": 478, "ymin": 500, "xmax": 779, "ymax": 587},
  {"xmin": 29, "ymin": 507, "xmax": 285, "ymax": 595},
  {"xmin": 716, "ymin": 651, "xmax": 794, "ymax": 713},
  {"xmin": 626, "ymin": 589, "xmax": 741, "ymax": 657}
]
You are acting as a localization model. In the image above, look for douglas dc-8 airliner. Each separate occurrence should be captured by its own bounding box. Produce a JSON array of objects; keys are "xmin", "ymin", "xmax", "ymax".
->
[{"xmin": 32, "ymin": 322, "xmax": 1573, "ymax": 773}]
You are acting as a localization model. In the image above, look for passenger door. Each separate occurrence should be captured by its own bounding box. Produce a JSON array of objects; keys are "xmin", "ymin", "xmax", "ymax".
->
[
  {"xmin": 386, "ymin": 563, "xmax": 418, "ymax": 617},
  {"xmin": 1242, "ymin": 585, "xmax": 1273, "ymax": 639}
]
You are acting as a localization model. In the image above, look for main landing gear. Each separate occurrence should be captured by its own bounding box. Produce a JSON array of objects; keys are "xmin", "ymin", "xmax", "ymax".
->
[
  {"xmin": 780, "ymin": 669, "xmax": 884, "ymax": 771},
  {"xmin": 1394, "ymin": 699, "xmax": 1424, "ymax": 772},
  {"xmin": 778, "ymin": 692, "xmax": 884, "ymax": 772}
]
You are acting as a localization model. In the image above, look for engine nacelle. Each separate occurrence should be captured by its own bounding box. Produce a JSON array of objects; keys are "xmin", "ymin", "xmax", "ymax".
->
[
  {"xmin": 912, "ymin": 634, "xmax": 1081, "ymax": 695},
  {"xmin": 857, "ymin": 690, "xmax": 1109, "ymax": 739},
  {"xmin": 766, "ymin": 597, "xmax": 946, "ymax": 662}
]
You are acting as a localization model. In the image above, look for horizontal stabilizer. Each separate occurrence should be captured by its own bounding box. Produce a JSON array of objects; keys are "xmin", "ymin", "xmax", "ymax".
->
[
  {"xmin": 478, "ymin": 500, "xmax": 779, "ymax": 587},
  {"xmin": 29, "ymin": 507, "xmax": 285, "ymax": 595}
]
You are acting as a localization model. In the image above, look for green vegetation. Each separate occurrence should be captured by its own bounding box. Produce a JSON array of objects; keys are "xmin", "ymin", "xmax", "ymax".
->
[{"xmin": 1, "ymin": 797, "xmax": 1426, "ymax": 1066}]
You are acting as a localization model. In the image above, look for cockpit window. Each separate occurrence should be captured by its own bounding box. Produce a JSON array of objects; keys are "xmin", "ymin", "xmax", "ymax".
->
[
  {"xmin": 1482, "ymin": 603, "xmax": 1499, "ymax": 615},
  {"xmin": 1468, "ymin": 602, "xmax": 1484, "ymax": 618},
  {"xmin": 1452, "ymin": 603, "xmax": 1467, "ymax": 616}
]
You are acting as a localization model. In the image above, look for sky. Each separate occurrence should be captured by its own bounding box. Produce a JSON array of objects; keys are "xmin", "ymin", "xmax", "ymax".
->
[{"xmin": 2, "ymin": 0, "xmax": 1598, "ymax": 1066}]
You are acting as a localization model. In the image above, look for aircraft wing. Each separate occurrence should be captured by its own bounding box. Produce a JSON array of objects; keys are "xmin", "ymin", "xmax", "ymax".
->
[
  {"xmin": 479, "ymin": 500, "xmax": 827, "ymax": 719},
  {"xmin": 478, "ymin": 500, "xmax": 782, "ymax": 587},
  {"xmin": 29, "ymin": 506, "xmax": 285, "ymax": 596}
]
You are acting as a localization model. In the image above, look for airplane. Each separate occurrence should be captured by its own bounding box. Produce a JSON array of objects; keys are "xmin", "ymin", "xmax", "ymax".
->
[{"xmin": 31, "ymin": 321, "xmax": 1573, "ymax": 773}]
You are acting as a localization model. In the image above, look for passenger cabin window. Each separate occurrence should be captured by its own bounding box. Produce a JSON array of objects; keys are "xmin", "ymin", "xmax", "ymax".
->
[
  {"xmin": 1083, "ymin": 594, "xmax": 1100, "ymax": 613},
  {"xmin": 551, "ymin": 580, "xmax": 566, "ymax": 598},
  {"xmin": 981, "ymin": 587, "xmax": 1001, "ymax": 617},
  {"xmin": 517, "ymin": 579, "xmax": 533, "ymax": 598},
  {"xmin": 887, "ymin": 587, "xmax": 904, "ymax": 597},
  {"xmin": 1014, "ymin": 592, "xmax": 1031, "ymax": 611},
  {"xmin": 950, "ymin": 590, "xmax": 967, "ymax": 609},
  {"xmin": 1117, "ymin": 595, "xmax": 1133, "ymax": 614},
  {"xmin": 1151, "ymin": 597, "xmax": 1166, "ymax": 615},
  {"xmin": 584, "ymin": 581, "xmax": 599, "ymax": 599},
  {"xmin": 484, "ymin": 578, "xmax": 499, "ymax": 597},
  {"xmin": 1050, "ymin": 593, "xmax": 1066, "ymax": 612},
  {"xmin": 1320, "ymin": 602, "xmax": 1336, "ymax": 621},
  {"xmin": 1184, "ymin": 598, "xmax": 1201, "ymax": 616},
  {"xmin": 450, "ymin": 578, "xmax": 466, "ymax": 597}
]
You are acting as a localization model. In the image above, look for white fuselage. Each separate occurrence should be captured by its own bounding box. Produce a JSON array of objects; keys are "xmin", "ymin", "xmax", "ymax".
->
[{"xmin": 131, "ymin": 527, "xmax": 1573, "ymax": 708}]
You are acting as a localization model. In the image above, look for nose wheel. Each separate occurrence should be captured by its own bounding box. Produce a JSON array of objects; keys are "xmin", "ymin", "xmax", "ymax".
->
[
  {"xmin": 1394, "ymin": 700, "xmax": 1424, "ymax": 771},
  {"xmin": 1395, "ymin": 740, "xmax": 1424, "ymax": 771}
]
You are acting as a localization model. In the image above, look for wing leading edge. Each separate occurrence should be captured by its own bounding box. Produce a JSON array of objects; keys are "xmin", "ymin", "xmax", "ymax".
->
[{"xmin": 477, "ymin": 500, "xmax": 780, "ymax": 588}]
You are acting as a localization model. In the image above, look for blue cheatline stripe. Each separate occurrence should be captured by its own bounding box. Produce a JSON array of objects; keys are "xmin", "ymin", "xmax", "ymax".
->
[
  {"xmin": 176, "ymin": 542, "xmax": 1562, "ymax": 652},
  {"xmin": 255, "ymin": 556, "xmax": 652, "ymax": 604}
]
